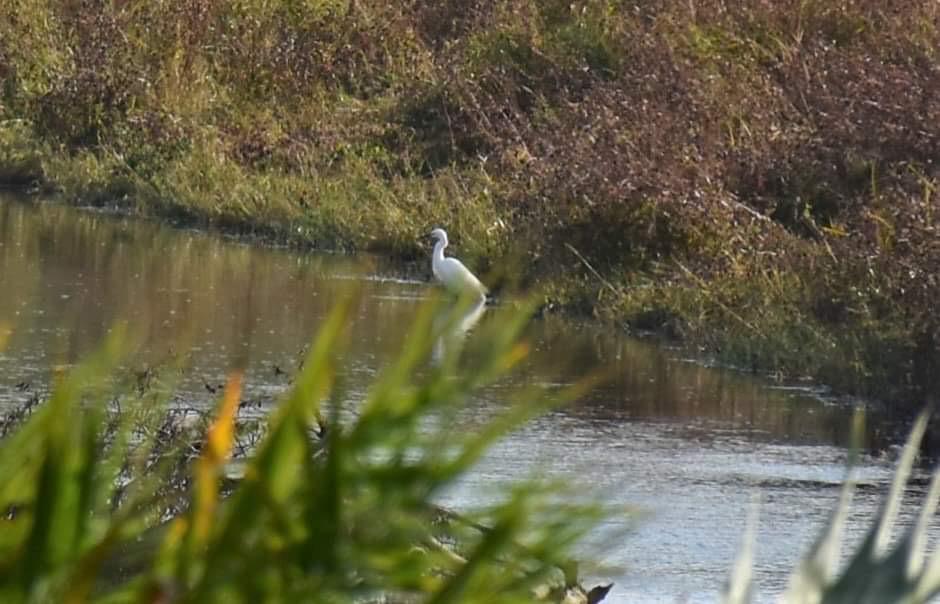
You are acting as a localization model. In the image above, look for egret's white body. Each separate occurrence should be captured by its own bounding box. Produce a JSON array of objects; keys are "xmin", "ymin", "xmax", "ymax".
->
[{"xmin": 430, "ymin": 228, "xmax": 487, "ymax": 299}]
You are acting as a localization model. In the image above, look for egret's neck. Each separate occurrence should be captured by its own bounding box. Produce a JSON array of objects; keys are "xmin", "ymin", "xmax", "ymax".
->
[{"xmin": 433, "ymin": 239, "xmax": 447, "ymax": 263}]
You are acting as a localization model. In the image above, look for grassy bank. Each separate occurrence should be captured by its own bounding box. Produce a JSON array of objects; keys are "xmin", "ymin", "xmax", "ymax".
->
[{"xmin": 1, "ymin": 0, "xmax": 938, "ymax": 405}]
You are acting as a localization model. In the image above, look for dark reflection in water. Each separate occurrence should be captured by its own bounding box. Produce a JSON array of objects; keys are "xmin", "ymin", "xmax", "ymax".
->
[
  {"xmin": 517, "ymin": 316, "xmax": 898, "ymax": 451},
  {"xmin": 0, "ymin": 196, "xmax": 425, "ymax": 401},
  {"xmin": 0, "ymin": 194, "xmax": 923, "ymax": 603}
]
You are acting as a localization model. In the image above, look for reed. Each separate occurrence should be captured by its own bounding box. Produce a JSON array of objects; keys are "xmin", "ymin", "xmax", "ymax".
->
[
  {"xmin": 0, "ymin": 297, "xmax": 612, "ymax": 603},
  {"xmin": 725, "ymin": 411, "xmax": 940, "ymax": 604}
]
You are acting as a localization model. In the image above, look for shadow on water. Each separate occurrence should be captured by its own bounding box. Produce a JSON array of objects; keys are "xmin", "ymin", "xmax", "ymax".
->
[{"xmin": 0, "ymin": 193, "xmax": 926, "ymax": 603}]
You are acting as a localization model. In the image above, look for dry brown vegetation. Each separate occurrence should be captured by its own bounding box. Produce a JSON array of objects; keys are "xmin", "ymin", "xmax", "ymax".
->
[{"xmin": 1, "ymin": 0, "xmax": 938, "ymax": 405}]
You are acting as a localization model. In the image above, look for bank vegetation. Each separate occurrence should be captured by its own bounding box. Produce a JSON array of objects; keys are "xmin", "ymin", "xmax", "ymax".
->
[{"xmin": 1, "ymin": 0, "xmax": 938, "ymax": 405}]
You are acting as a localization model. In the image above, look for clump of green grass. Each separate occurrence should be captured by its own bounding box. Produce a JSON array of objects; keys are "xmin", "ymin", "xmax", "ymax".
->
[
  {"xmin": 6, "ymin": 297, "xmax": 940, "ymax": 602},
  {"xmin": 0, "ymin": 121, "xmax": 45, "ymax": 187},
  {"xmin": 0, "ymin": 297, "xmax": 613, "ymax": 603},
  {"xmin": 725, "ymin": 411, "xmax": 940, "ymax": 603}
]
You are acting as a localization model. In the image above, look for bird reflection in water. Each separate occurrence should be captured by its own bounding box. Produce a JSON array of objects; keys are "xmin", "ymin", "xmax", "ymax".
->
[{"xmin": 431, "ymin": 296, "xmax": 487, "ymax": 367}]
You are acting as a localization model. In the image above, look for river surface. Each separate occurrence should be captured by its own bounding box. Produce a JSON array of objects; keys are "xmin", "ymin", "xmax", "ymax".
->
[{"xmin": 0, "ymin": 194, "xmax": 932, "ymax": 602}]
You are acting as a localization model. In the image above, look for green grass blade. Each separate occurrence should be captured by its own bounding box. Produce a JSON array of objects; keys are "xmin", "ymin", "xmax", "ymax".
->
[{"xmin": 723, "ymin": 494, "xmax": 759, "ymax": 604}]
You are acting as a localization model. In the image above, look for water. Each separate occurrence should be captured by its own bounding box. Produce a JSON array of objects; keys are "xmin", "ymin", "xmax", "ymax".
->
[{"xmin": 0, "ymin": 195, "xmax": 928, "ymax": 602}]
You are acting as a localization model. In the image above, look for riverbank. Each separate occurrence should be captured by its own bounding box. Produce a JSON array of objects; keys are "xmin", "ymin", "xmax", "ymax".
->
[{"xmin": 1, "ymin": 0, "xmax": 938, "ymax": 407}]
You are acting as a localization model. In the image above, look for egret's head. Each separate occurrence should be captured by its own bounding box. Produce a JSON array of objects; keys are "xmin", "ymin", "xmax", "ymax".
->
[{"xmin": 429, "ymin": 228, "xmax": 448, "ymax": 244}]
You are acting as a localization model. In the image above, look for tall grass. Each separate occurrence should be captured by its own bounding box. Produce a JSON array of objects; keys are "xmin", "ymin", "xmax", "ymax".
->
[
  {"xmin": 4, "ymin": 295, "xmax": 940, "ymax": 602},
  {"xmin": 0, "ymin": 296, "xmax": 612, "ymax": 603},
  {"xmin": 725, "ymin": 411, "xmax": 940, "ymax": 604}
]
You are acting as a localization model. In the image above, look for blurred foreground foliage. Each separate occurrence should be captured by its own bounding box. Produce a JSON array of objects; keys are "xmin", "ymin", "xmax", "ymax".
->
[
  {"xmin": 3, "ymin": 293, "xmax": 940, "ymax": 602},
  {"xmin": 0, "ymin": 297, "xmax": 612, "ymax": 603},
  {"xmin": 726, "ymin": 412, "xmax": 940, "ymax": 604}
]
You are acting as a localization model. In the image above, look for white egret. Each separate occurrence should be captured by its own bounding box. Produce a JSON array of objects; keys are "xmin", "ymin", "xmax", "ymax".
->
[{"xmin": 429, "ymin": 228, "xmax": 487, "ymax": 299}]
